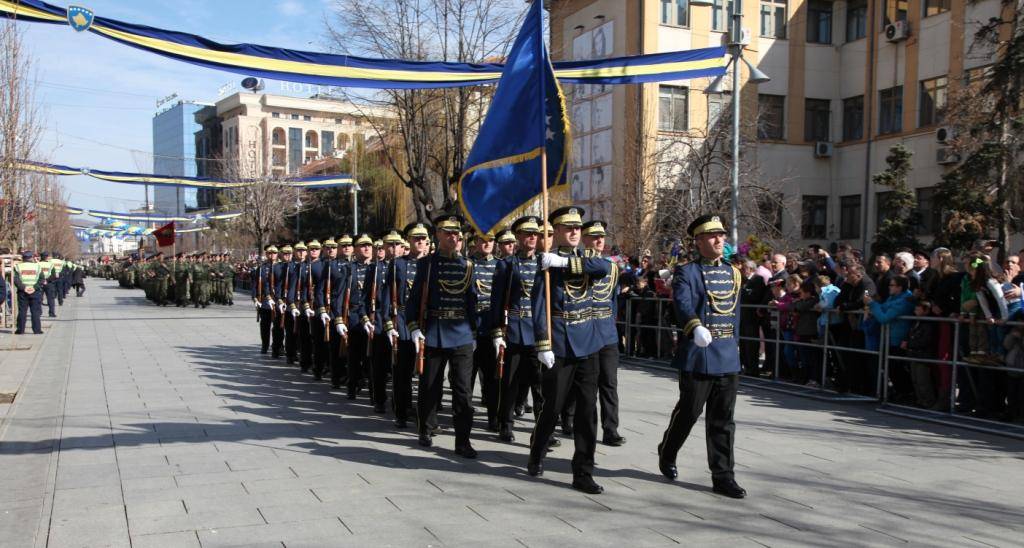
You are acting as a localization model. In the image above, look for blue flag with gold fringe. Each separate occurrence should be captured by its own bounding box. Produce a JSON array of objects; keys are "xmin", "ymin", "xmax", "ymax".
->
[{"xmin": 458, "ymin": 0, "xmax": 568, "ymax": 235}]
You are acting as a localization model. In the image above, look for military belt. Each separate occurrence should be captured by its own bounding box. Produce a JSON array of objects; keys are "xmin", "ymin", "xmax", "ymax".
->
[{"xmin": 428, "ymin": 310, "xmax": 466, "ymax": 320}]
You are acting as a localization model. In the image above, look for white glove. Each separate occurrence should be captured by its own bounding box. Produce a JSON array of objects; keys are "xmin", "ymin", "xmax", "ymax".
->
[
  {"xmin": 265, "ymin": 297, "xmax": 274, "ymax": 307},
  {"xmin": 411, "ymin": 329, "xmax": 425, "ymax": 352},
  {"xmin": 538, "ymin": 350, "xmax": 555, "ymax": 369},
  {"xmin": 493, "ymin": 336, "xmax": 507, "ymax": 354},
  {"xmin": 540, "ymin": 252, "xmax": 569, "ymax": 270},
  {"xmin": 693, "ymin": 326, "xmax": 713, "ymax": 348},
  {"xmin": 305, "ymin": 308, "xmax": 315, "ymax": 318},
  {"xmin": 658, "ymin": 269, "xmax": 671, "ymax": 281},
  {"xmin": 363, "ymin": 321, "xmax": 374, "ymax": 335},
  {"xmin": 278, "ymin": 303, "xmax": 286, "ymax": 314},
  {"xmin": 336, "ymin": 323, "xmax": 348, "ymax": 336},
  {"xmin": 291, "ymin": 308, "xmax": 300, "ymax": 318},
  {"xmin": 254, "ymin": 300, "xmax": 260, "ymax": 310},
  {"xmin": 320, "ymin": 313, "xmax": 330, "ymax": 324},
  {"xmin": 387, "ymin": 328, "xmax": 399, "ymax": 343}
]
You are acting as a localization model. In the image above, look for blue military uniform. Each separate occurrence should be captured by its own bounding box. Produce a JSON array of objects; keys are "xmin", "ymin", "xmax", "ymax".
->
[
  {"xmin": 526, "ymin": 206, "xmax": 611, "ymax": 495},
  {"xmin": 381, "ymin": 222, "xmax": 430, "ymax": 427},
  {"xmin": 271, "ymin": 245, "xmax": 293, "ymax": 359},
  {"xmin": 363, "ymin": 232, "xmax": 397, "ymax": 410},
  {"xmin": 323, "ymin": 243, "xmax": 351, "ymax": 389},
  {"xmin": 284, "ymin": 243, "xmax": 307, "ymax": 364},
  {"xmin": 309, "ymin": 241, "xmax": 333, "ymax": 380},
  {"xmin": 344, "ymin": 235, "xmax": 373, "ymax": 398},
  {"xmin": 658, "ymin": 214, "xmax": 746, "ymax": 499},
  {"xmin": 469, "ymin": 234, "xmax": 500, "ymax": 431},
  {"xmin": 407, "ymin": 214, "xmax": 479, "ymax": 456},
  {"xmin": 490, "ymin": 216, "xmax": 543, "ymax": 441},
  {"xmin": 252, "ymin": 245, "xmax": 278, "ymax": 354},
  {"xmin": 294, "ymin": 241, "xmax": 320, "ymax": 371}
]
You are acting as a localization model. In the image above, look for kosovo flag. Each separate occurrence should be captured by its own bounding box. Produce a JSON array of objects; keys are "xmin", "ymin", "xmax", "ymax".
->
[{"xmin": 458, "ymin": 0, "xmax": 569, "ymax": 235}]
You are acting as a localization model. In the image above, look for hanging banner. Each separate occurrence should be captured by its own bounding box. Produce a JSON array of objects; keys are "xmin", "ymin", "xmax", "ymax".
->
[
  {"xmin": 11, "ymin": 160, "xmax": 357, "ymax": 189},
  {"xmin": 0, "ymin": 0, "xmax": 727, "ymax": 89},
  {"xmin": 38, "ymin": 202, "xmax": 242, "ymax": 222}
]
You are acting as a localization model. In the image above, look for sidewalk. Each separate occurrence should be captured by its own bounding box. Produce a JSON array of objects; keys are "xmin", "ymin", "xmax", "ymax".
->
[{"xmin": 1, "ymin": 280, "xmax": 1022, "ymax": 547}]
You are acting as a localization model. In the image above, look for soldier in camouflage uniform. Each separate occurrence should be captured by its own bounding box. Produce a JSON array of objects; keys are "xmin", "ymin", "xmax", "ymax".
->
[
  {"xmin": 174, "ymin": 253, "xmax": 192, "ymax": 307},
  {"xmin": 191, "ymin": 253, "xmax": 212, "ymax": 308}
]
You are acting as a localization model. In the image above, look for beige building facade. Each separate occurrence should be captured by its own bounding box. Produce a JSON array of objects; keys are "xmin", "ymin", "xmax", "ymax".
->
[
  {"xmin": 213, "ymin": 92, "xmax": 389, "ymax": 179},
  {"xmin": 550, "ymin": 0, "xmax": 1011, "ymax": 250}
]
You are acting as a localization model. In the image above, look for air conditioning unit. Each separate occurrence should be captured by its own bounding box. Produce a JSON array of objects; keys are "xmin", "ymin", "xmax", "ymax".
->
[
  {"xmin": 935, "ymin": 126, "xmax": 955, "ymax": 144},
  {"xmin": 936, "ymin": 146, "xmax": 961, "ymax": 165},
  {"xmin": 885, "ymin": 21, "xmax": 910, "ymax": 42},
  {"xmin": 814, "ymin": 141, "xmax": 834, "ymax": 158},
  {"xmin": 722, "ymin": 27, "xmax": 752, "ymax": 46}
]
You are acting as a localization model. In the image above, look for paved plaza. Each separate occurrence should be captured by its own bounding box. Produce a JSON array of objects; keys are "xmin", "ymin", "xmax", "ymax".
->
[{"xmin": 0, "ymin": 280, "xmax": 1021, "ymax": 547}]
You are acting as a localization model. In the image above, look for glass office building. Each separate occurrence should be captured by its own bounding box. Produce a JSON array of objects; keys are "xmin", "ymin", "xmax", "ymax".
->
[{"xmin": 152, "ymin": 101, "xmax": 207, "ymax": 216}]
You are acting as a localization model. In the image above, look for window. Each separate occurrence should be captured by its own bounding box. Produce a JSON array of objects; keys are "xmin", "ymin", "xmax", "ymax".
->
[
  {"xmin": 802, "ymin": 195, "xmax": 828, "ymax": 239},
  {"xmin": 807, "ymin": 1, "xmax": 832, "ymax": 44},
  {"xmin": 876, "ymin": 191, "xmax": 896, "ymax": 227},
  {"xmin": 924, "ymin": 0, "xmax": 950, "ymax": 17},
  {"xmin": 840, "ymin": 195, "xmax": 861, "ymax": 239},
  {"xmin": 842, "ymin": 95, "xmax": 864, "ymax": 141},
  {"xmin": 321, "ymin": 130, "xmax": 335, "ymax": 156},
  {"xmin": 760, "ymin": 0, "xmax": 787, "ymax": 39},
  {"xmin": 303, "ymin": 115, "xmax": 312, "ymax": 121},
  {"xmin": 758, "ymin": 193, "xmax": 785, "ymax": 236},
  {"xmin": 271, "ymin": 112, "xmax": 280, "ymax": 119},
  {"xmin": 846, "ymin": 0, "xmax": 867, "ymax": 41},
  {"xmin": 660, "ymin": 0, "xmax": 690, "ymax": 27},
  {"xmin": 804, "ymin": 98, "xmax": 831, "ymax": 142},
  {"xmin": 915, "ymin": 187, "xmax": 941, "ymax": 235},
  {"xmin": 334, "ymin": 117, "xmax": 343, "ymax": 124},
  {"xmin": 883, "ymin": 0, "xmax": 908, "ymax": 27},
  {"xmin": 707, "ymin": 92, "xmax": 731, "ymax": 130},
  {"xmin": 878, "ymin": 86, "xmax": 903, "ymax": 135},
  {"xmin": 271, "ymin": 127, "xmax": 285, "ymax": 146},
  {"xmin": 288, "ymin": 127, "xmax": 302, "ymax": 173},
  {"xmin": 919, "ymin": 76, "xmax": 948, "ymax": 127},
  {"xmin": 290, "ymin": 114, "xmax": 299, "ymax": 120},
  {"xmin": 658, "ymin": 85, "xmax": 689, "ymax": 132},
  {"xmin": 712, "ymin": 0, "xmax": 734, "ymax": 32},
  {"xmin": 757, "ymin": 94, "xmax": 785, "ymax": 140}
]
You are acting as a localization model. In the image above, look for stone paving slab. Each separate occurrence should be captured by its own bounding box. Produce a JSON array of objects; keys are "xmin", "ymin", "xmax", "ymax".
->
[{"xmin": 1, "ymin": 280, "xmax": 1022, "ymax": 547}]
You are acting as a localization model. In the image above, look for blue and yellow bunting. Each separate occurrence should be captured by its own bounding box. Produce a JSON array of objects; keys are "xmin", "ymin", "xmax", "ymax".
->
[{"xmin": 0, "ymin": 0, "xmax": 726, "ymax": 89}]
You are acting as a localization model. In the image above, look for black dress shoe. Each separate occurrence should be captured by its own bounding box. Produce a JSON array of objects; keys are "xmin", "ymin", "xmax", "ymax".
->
[
  {"xmin": 561, "ymin": 426, "xmax": 574, "ymax": 437},
  {"xmin": 572, "ymin": 475, "xmax": 604, "ymax": 495},
  {"xmin": 394, "ymin": 419, "xmax": 407, "ymax": 428},
  {"xmin": 429, "ymin": 425, "xmax": 441, "ymax": 437},
  {"xmin": 418, "ymin": 433, "xmax": 433, "ymax": 447},
  {"xmin": 657, "ymin": 443, "xmax": 677, "ymax": 481},
  {"xmin": 514, "ymin": 405, "xmax": 525, "ymax": 418},
  {"xmin": 527, "ymin": 460, "xmax": 543, "ymax": 477},
  {"xmin": 487, "ymin": 419, "xmax": 499, "ymax": 433},
  {"xmin": 498, "ymin": 426, "xmax": 515, "ymax": 443},
  {"xmin": 547, "ymin": 438, "xmax": 561, "ymax": 450},
  {"xmin": 712, "ymin": 479, "xmax": 746, "ymax": 499},
  {"xmin": 603, "ymin": 434, "xmax": 626, "ymax": 447},
  {"xmin": 524, "ymin": 404, "xmax": 533, "ymax": 414},
  {"xmin": 454, "ymin": 444, "xmax": 478, "ymax": 459}
]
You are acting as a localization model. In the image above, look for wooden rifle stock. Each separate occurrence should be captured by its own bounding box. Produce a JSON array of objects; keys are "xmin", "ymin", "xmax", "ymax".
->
[
  {"xmin": 323, "ymin": 261, "xmax": 331, "ymax": 343},
  {"xmin": 339, "ymin": 287, "xmax": 350, "ymax": 357},
  {"xmin": 268, "ymin": 261, "xmax": 276, "ymax": 322},
  {"xmin": 390, "ymin": 261, "xmax": 399, "ymax": 362},
  {"xmin": 415, "ymin": 260, "xmax": 431, "ymax": 376},
  {"xmin": 280, "ymin": 262, "xmax": 289, "ymax": 329},
  {"xmin": 367, "ymin": 263, "xmax": 377, "ymax": 358}
]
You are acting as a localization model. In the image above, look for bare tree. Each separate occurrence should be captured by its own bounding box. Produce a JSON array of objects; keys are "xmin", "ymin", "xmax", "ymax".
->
[
  {"xmin": 33, "ymin": 184, "xmax": 78, "ymax": 257},
  {"xmin": 324, "ymin": 0, "xmax": 520, "ymax": 221},
  {"xmin": 214, "ymin": 155, "xmax": 306, "ymax": 250},
  {"xmin": 0, "ymin": 19, "xmax": 45, "ymax": 250}
]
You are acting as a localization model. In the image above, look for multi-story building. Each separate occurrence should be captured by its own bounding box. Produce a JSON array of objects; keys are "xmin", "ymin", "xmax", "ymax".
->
[
  {"xmin": 549, "ymin": 0, "xmax": 1010, "ymax": 249},
  {"xmin": 152, "ymin": 100, "xmax": 210, "ymax": 216},
  {"xmin": 210, "ymin": 92, "xmax": 390, "ymax": 180}
]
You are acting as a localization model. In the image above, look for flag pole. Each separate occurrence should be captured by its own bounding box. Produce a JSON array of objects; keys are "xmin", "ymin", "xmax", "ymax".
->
[{"xmin": 541, "ymin": 149, "xmax": 552, "ymax": 351}]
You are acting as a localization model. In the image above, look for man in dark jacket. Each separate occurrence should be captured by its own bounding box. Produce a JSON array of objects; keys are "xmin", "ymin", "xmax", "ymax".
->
[
  {"xmin": 835, "ymin": 264, "xmax": 877, "ymax": 394},
  {"xmin": 739, "ymin": 259, "xmax": 766, "ymax": 376}
]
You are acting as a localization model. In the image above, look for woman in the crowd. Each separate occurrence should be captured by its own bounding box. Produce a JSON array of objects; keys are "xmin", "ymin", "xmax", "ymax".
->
[
  {"xmin": 928, "ymin": 248, "xmax": 962, "ymax": 411},
  {"xmin": 864, "ymin": 275, "xmax": 915, "ymax": 402}
]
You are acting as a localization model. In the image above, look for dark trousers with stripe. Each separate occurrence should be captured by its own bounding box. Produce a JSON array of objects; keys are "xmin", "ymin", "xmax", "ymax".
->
[
  {"xmin": 561, "ymin": 343, "xmax": 621, "ymax": 439},
  {"xmin": 285, "ymin": 313, "xmax": 298, "ymax": 362},
  {"xmin": 529, "ymin": 354, "xmax": 599, "ymax": 477},
  {"xmin": 393, "ymin": 340, "xmax": 416, "ymax": 421},
  {"xmin": 659, "ymin": 372, "xmax": 738, "ymax": 481},
  {"xmin": 298, "ymin": 314, "xmax": 313, "ymax": 369},
  {"xmin": 497, "ymin": 343, "xmax": 541, "ymax": 429},
  {"xmin": 371, "ymin": 334, "xmax": 392, "ymax": 406},
  {"xmin": 311, "ymin": 318, "xmax": 329, "ymax": 377},
  {"xmin": 329, "ymin": 330, "xmax": 348, "ymax": 387},
  {"xmin": 271, "ymin": 312, "xmax": 285, "ymax": 357},
  {"xmin": 258, "ymin": 308, "xmax": 272, "ymax": 351},
  {"xmin": 417, "ymin": 344, "xmax": 474, "ymax": 446},
  {"xmin": 472, "ymin": 334, "xmax": 499, "ymax": 426},
  {"xmin": 346, "ymin": 328, "xmax": 370, "ymax": 395}
]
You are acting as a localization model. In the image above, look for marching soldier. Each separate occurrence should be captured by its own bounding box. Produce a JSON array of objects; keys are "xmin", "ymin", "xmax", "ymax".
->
[
  {"xmin": 363, "ymin": 231, "xmax": 401, "ymax": 412},
  {"xmin": 383, "ymin": 222, "xmax": 430, "ymax": 428},
  {"xmin": 339, "ymin": 235, "xmax": 354, "ymax": 263},
  {"xmin": 285, "ymin": 242, "xmax": 307, "ymax": 365},
  {"xmin": 222, "ymin": 253, "xmax": 235, "ymax": 305},
  {"xmin": 408, "ymin": 214, "xmax": 479, "ymax": 457},
  {"xmin": 491, "ymin": 216, "xmax": 543, "ymax": 443},
  {"xmin": 582, "ymin": 220, "xmax": 625, "ymax": 446},
  {"xmin": 191, "ymin": 253, "xmax": 211, "ymax": 308},
  {"xmin": 273, "ymin": 244, "xmax": 294, "ymax": 360},
  {"xmin": 297, "ymin": 240, "xmax": 323, "ymax": 372},
  {"xmin": 469, "ymin": 230, "xmax": 500, "ymax": 432},
  {"xmin": 325, "ymin": 239, "xmax": 351, "ymax": 389},
  {"xmin": 345, "ymin": 235, "xmax": 374, "ymax": 399},
  {"xmin": 311, "ymin": 239, "xmax": 333, "ymax": 380},
  {"xmin": 657, "ymin": 214, "xmax": 746, "ymax": 499},
  {"xmin": 252, "ymin": 245, "xmax": 278, "ymax": 354},
  {"xmin": 526, "ymin": 206, "xmax": 611, "ymax": 495},
  {"xmin": 13, "ymin": 250, "xmax": 44, "ymax": 335},
  {"xmin": 175, "ymin": 253, "xmax": 192, "ymax": 307}
]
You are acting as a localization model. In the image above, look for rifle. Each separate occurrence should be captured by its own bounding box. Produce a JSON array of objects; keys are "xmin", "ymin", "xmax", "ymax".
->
[
  {"xmin": 339, "ymin": 285, "xmax": 350, "ymax": 357},
  {"xmin": 416, "ymin": 259, "xmax": 431, "ymax": 376},
  {"xmin": 269, "ymin": 260, "xmax": 276, "ymax": 322},
  {"xmin": 323, "ymin": 261, "xmax": 331, "ymax": 343},
  {"xmin": 256, "ymin": 263, "xmax": 263, "ymax": 323},
  {"xmin": 293, "ymin": 262, "xmax": 302, "ymax": 334},
  {"xmin": 496, "ymin": 257, "xmax": 515, "ymax": 380},
  {"xmin": 367, "ymin": 263, "xmax": 377, "ymax": 358},
  {"xmin": 390, "ymin": 260, "xmax": 399, "ymax": 363},
  {"xmin": 280, "ymin": 261, "xmax": 289, "ymax": 329}
]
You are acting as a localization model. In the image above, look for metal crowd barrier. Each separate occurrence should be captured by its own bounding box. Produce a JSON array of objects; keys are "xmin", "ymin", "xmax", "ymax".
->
[{"xmin": 616, "ymin": 296, "xmax": 1024, "ymax": 436}]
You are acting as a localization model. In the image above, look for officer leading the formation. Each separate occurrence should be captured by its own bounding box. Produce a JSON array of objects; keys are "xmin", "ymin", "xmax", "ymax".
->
[{"xmin": 657, "ymin": 214, "xmax": 747, "ymax": 499}]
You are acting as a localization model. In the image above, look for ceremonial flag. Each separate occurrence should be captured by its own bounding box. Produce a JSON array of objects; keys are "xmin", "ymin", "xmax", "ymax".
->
[
  {"xmin": 153, "ymin": 221, "xmax": 175, "ymax": 247},
  {"xmin": 458, "ymin": 0, "xmax": 568, "ymax": 234}
]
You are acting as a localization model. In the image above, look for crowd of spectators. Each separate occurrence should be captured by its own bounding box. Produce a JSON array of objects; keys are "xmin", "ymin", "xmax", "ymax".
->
[{"xmin": 612, "ymin": 241, "xmax": 1024, "ymax": 425}]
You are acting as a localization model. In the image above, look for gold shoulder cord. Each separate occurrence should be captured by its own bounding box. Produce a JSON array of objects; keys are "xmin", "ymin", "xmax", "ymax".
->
[
  {"xmin": 705, "ymin": 265, "xmax": 739, "ymax": 315},
  {"xmin": 439, "ymin": 259, "xmax": 473, "ymax": 295},
  {"xmin": 591, "ymin": 261, "xmax": 618, "ymax": 302}
]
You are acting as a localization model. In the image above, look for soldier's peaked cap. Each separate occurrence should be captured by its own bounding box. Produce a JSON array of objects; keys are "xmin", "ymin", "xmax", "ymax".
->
[{"xmin": 687, "ymin": 214, "xmax": 727, "ymax": 237}]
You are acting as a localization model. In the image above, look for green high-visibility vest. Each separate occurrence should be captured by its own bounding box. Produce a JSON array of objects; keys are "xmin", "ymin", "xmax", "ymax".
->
[
  {"xmin": 15, "ymin": 262, "xmax": 42, "ymax": 286},
  {"xmin": 39, "ymin": 260, "xmax": 54, "ymax": 279}
]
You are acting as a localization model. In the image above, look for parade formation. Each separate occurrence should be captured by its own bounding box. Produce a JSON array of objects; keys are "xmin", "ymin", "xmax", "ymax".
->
[{"xmin": 202, "ymin": 208, "xmax": 746, "ymax": 498}]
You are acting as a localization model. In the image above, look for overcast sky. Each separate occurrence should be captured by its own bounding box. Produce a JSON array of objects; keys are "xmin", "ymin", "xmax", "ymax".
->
[{"xmin": 20, "ymin": 0, "xmax": 338, "ymax": 217}]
